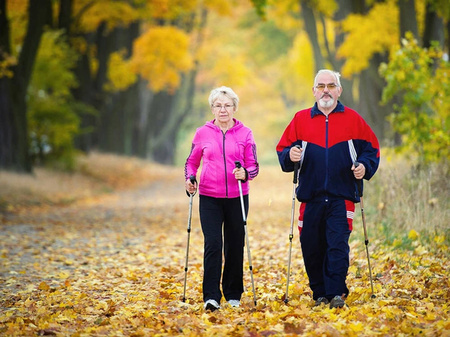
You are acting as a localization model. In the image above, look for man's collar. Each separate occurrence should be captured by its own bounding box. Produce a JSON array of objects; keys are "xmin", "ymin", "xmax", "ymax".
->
[{"xmin": 311, "ymin": 101, "xmax": 345, "ymax": 117}]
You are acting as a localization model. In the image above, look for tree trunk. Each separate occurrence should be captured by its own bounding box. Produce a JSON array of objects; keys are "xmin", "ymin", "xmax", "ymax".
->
[
  {"xmin": 0, "ymin": 0, "xmax": 13, "ymax": 168},
  {"xmin": 422, "ymin": 2, "xmax": 445, "ymax": 49},
  {"xmin": 299, "ymin": 0, "xmax": 325, "ymax": 71},
  {"xmin": 399, "ymin": 0, "xmax": 418, "ymax": 39},
  {"xmin": 0, "ymin": 0, "xmax": 52, "ymax": 172},
  {"xmin": 331, "ymin": 0, "xmax": 360, "ymax": 107},
  {"xmin": 72, "ymin": 50, "xmax": 96, "ymax": 152},
  {"xmin": 146, "ymin": 8, "xmax": 207, "ymax": 164},
  {"xmin": 148, "ymin": 67, "xmax": 198, "ymax": 164},
  {"xmin": 357, "ymin": 53, "xmax": 388, "ymax": 140},
  {"xmin": 72, "ymin": 22, "xmax": 114, "ymax": 153},
  {"xmin": 58, "ymin": 0, "xmax": 72, "ymax": 34},
  {"xmin": 97, "ymin": 22, "xmax": 140, "ymax": 155},
  {"xmin": 132, "ymin": 79, "xmax": 154, "ymax": 158}
]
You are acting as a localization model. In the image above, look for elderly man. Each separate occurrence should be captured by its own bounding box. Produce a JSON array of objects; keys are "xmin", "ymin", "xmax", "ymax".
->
[{"xmin": 276, "ymin": 69, "xmax": 380, "ymax": 308}]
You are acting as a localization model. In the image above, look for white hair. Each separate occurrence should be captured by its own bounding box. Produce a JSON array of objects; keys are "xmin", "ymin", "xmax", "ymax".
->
[
  {"xmin": 208, "ymin": 86, "xmax": 239, "ymax": 110},
  {"xmin": 314, "ymin": 69, "xmax": 342, "ymax": 87}
]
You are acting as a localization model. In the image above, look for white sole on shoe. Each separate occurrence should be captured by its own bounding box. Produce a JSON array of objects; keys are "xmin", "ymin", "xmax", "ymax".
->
[{"xmin": 204, "ymin": 299, "xmax": 220, "ymax": 311}]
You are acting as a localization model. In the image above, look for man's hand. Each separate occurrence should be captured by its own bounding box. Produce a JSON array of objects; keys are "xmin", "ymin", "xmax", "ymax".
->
[
  {"xmin": 289, "ymin": 146, "xmax": 302, "ymax": 162},
  {"xmin": 352, "ymin": 163, "xmax": 365, "ymax": 180}
]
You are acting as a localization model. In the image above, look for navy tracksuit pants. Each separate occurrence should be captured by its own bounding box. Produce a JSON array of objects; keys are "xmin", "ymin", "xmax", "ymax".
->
[
  {"xmin": 199, "ymin": 194, "xmax": 248, "ymax": 303},
  {"xmin": 298, "ymin": 198, "xmax": 354, "ymax": 300}
]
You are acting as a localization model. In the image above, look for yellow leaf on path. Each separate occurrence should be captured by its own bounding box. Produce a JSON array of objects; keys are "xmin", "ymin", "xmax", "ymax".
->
[
  {"xmin": 38, "ymin": 281, "xmax": 50, "ymax": 291},
  {"xmin": 408, "ymin": 229, "xmax": 419, "ymax": 240},
  {"xmin": 59, "ymin": 271, "xmax": 70, "ymax": 279},
  {"xmin": 434, "ymin": 235, "xmax": 445, "ymax": 244}
]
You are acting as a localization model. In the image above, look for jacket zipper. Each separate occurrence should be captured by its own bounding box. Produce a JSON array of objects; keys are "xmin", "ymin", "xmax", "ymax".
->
[
  {"xmin": 324, "ymin": 115, "xmax": 329, "ymax": 196},
  {"xmin": 222, "ymin": 131, "xmax": 228, "ymax": 197}
]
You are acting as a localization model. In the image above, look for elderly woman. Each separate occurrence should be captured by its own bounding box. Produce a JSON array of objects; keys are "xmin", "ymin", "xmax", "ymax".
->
[{"xmin": 185, "ymin": 86, "xmax": 259, "ymax": 311}]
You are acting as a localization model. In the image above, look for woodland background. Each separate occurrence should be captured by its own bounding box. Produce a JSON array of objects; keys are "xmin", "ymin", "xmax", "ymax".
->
[
  {"xmin": 0, "ymin": 0, "xmax": 448, "ymax": 171},
  {"xmin": 0, "ymin": 0, "xmax": 449, "ymax": 336}
]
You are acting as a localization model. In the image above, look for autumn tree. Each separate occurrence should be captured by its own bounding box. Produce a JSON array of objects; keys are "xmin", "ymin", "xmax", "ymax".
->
[
  {"xmin": 27, "ymin": 30, "xmax": 83, "ymax": 170},
  {"xmin": 380, "ymin": 35, "xmax": 449, "ymax": 167},
  {"xmin": 250, "ymin": 0, "xmax": 448, "ymax": 142},
  {"xmin": 63, "ymin": 0, "xmax": 211, "ymax": 164},
  {"xmin": 0, "ymin": 0, "xmax": 52, "ymax": 172}
]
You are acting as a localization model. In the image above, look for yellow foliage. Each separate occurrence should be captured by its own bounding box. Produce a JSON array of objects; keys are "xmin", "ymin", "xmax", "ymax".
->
[
  {"xmin": 106, "ymin": 50, "xmax": 137, "ymax": 92},
  {"xmin": 146, "ymin": 0, "xmax": 198, "ymax": 20},
  {"xmin": 0, "ymin": 55, "xmax": 17, "ymax": 78},
  {"xmin": 204, "ymin": 0, "xmax": 234, "ymax": 16},
  {"xmin": 266, "ymin": 0, "xmax": 302, "ymax": 31},
  {"xmin": 209, "ymin": 54, "xmax": 251, "ymax": 88},
  {"xmin": 74, "ymin": 0, "xmax": 139, "ymax": 33},
  {"xmin": 6, "ymin": 0, "xmax": 27, "ymax": 54},
  {"xmin": 313, "ymin": 0, "xmax": 338, "ymax": 18},
  {"xmin": 278, "ymin": 32, "xmax": 315, "ymax": 105},
  {"xmin": 338, "ymin": 0, "xmax": 398, "ymax": 77},
  {"xmin": 131, "ymin": 26, "xmax": 193, "ymax": 92}
]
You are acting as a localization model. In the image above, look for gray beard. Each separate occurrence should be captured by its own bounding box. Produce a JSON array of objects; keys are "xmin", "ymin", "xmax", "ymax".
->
[{"xmin": 319, "ymin": 98, "xmax": 335, "ymax": 108}]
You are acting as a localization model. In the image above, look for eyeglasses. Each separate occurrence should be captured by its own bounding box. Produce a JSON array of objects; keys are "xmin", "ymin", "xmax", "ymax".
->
[
  {"xmin": 315, "ymin": 83, "xmax": 339, "ymax": 90},
  {"xmin": 212, "ymin": 104, "xmax": 234, "ymax": 111}
]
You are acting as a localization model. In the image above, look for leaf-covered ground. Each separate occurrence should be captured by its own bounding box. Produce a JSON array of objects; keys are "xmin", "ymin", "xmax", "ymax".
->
[{"xmin": 1, "ymin": 165, "xmax": 448, "ymax": 336}]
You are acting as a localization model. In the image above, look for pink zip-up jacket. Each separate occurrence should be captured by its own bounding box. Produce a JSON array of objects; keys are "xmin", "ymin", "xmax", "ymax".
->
[{"xmin": 185, "ymin": 119, "xmax": 259, "ymax": 198}]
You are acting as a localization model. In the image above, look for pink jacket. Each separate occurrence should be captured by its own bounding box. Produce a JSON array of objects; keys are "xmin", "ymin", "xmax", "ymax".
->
[{"xmin": 185, "ymin": 119, "xmax": 259, "ymax": 198}]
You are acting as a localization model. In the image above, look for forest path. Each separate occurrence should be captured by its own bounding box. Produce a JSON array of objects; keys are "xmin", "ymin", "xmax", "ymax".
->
[
  {"xmin": 1, "ymin": 165, "xmax": 448, "ymax": 336},
  {"xmin": 1, "ymin": 165, "xmax": 293, "ymax": 294}
]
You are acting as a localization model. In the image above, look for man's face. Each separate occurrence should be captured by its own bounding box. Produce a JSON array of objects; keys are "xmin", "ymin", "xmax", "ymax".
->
[{"xmin": 313, "ymin": 73, "xmax": 342, "ymax": 110}]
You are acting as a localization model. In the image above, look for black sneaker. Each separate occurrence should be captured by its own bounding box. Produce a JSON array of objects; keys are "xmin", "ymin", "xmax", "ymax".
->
[
  {"xmin": 204, "ymin": 299, "xmax": 220, "ymax": 311},
  {"xmin": 329, "ymin": 295, "xmax": 345, "ymax": 309},
  {"xmin": 314, "ymin": 297, "xmax": 329, "ymax": 306}
]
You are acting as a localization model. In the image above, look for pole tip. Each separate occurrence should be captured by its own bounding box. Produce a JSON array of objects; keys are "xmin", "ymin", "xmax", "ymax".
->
[
  {"xmin": 283, "ymin": 298, "xmax": 289, "ymax": 304},
  {"xmin": 371, "ymin": 294, "xmax": 376, "ymax": 299}
]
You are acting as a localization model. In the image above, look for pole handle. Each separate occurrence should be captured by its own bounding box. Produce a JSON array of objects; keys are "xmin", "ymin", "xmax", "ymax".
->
[
  {"xmin": 190, "ymin": 175, "xmax": 196, "ymax": 184},
  {"xmin": 354, "ymin": 161, "xmax": 363, "ymax": 197},
  {"xmin": 293, "ymin": 145, "xmax": 301, "ymax": 184}
]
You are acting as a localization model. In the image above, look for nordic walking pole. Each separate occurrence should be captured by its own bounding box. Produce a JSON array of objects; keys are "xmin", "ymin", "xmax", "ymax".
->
[
  {"xmin": 235, "ymin": 161, "xmax": 257, "ymax": 306},
  {"xmin": 354, "ymin": 162, "xmax": 376, "ymax": 298},
  {"xmin": 182, "ymin": 175, "xmax": 196, "ymax": 302},
  {"xmin": 284, "ymin": 145, "xmax": 300, "ymax": 304}
]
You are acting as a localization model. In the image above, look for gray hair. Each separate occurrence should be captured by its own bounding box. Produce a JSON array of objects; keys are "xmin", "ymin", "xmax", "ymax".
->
[
  {"xmin": 314, "ymin": 69, "xmax": 342, "ymax": 87},
  {"xmin": 208, "ymin": 86, "xmax": 239, "ymax": 110}
]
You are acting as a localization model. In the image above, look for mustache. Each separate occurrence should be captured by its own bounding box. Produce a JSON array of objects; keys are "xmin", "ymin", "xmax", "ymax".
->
[{"xmin": 321, "ymin": 93, "xmax": 332, "ymax": 99}]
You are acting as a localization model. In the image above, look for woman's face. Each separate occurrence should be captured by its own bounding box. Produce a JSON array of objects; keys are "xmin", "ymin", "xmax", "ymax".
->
[{"xmin": 211, "ymin": 95, "xmax": 236, "ymax": 125}]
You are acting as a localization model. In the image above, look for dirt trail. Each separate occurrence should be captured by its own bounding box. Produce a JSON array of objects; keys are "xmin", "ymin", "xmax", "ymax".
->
[
  {"xmin": 0, "ymin": 165, "xmax": 292, "ymax": 292},
  {"xmin": 2, "ymin": 166, "xmax": 449, "ymax": 336}
]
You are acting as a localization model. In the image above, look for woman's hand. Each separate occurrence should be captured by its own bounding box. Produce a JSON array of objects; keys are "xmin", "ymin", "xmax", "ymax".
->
[
  {"xmin": 185, "ymin": 178, "xmax": 197, "ymax": 194},
  {"xmin": 233, "ymin": 167, "xmax": 246, "ymax": 181}
]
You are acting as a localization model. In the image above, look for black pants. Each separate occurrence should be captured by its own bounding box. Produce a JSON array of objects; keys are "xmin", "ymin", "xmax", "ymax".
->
[{"xmin": 199, "ymin": 194, "xmax": 248, "ymax": 303}]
